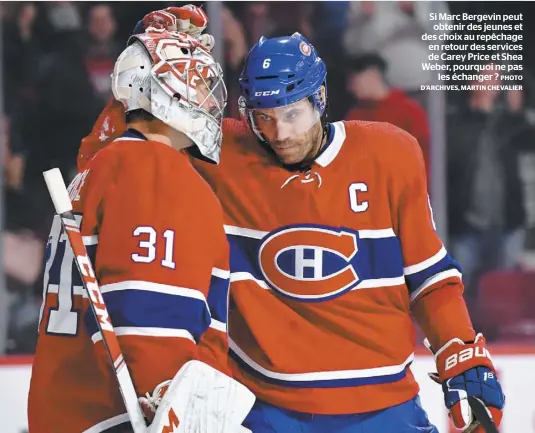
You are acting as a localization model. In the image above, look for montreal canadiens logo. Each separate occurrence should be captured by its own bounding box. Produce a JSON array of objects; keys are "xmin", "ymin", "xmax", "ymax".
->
[
  {"xmin": 299, "ymin": 41, "xmax": 311, "ymax": 56},
  {"xmin": 258, "ymin": 225, "xmax": 359, "ymax": 301}
]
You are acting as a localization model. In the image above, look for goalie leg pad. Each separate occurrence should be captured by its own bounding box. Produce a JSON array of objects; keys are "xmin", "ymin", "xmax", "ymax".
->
[{"xmin": 148, "ymin": 360, "xmax": 255, "ymax": 433}]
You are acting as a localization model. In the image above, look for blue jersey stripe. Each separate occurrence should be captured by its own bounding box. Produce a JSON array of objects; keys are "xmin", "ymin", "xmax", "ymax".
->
[
  {"xmin": 230, "ymin": 350, "xmax": 409, "ymax": 388},
  {"xmin": 207, "ymin": 275, "xmax": 229, "ymax": 323},
  {"xmin": 84, "ymin": 289, "xmax": 211, "ymax": 341},
  {"xmin": 227, "ymin": 230, "xmax": 404, "ymax": 285},
  {"xmin": 404, "ymin": 254, "xmax": 461, "ymax": 295}
]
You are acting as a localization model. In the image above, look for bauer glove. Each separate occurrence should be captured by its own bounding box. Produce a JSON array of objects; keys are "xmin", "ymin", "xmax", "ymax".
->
[{"xmin": 426, "ymin": 334, "xmax": 505, "ymax": 433}]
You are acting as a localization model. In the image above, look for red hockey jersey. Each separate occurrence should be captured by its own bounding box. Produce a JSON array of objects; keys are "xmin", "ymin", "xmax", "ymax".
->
[
  {"xmin": 192, "ymin": 119, "xmax": 466, "ymax": 415},
  {"xmin": 29, "ymin": 132, "xmax": 230, "ymax": 432}
]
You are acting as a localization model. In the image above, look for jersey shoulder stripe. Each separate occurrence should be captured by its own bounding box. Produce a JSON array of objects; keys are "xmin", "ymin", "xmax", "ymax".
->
[{"xmin": 84, "ymin": 281, "xmax": 211, "ymax": 342}]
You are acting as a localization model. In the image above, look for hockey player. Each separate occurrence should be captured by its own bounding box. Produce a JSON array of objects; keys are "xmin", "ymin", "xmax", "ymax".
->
[
  {"xmin": 78, "ymin": 9, "xmax": 505, "ymax": 433},
  {"xmin": 28, "ymin": 29, "xmax": 255, "ymax": 433},
  {"xmin": 213, "ymin": 34, "xmax": 506, "ymax": 433},
  {"xmin": 192, "ymin": 33, "xmax": 505, "ymax": 433}
]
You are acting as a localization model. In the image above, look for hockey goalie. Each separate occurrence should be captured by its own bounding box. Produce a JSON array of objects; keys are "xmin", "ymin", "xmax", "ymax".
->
[{"xmin": 28, "ymin": 22, "xmax": 254, "ymax": 433}]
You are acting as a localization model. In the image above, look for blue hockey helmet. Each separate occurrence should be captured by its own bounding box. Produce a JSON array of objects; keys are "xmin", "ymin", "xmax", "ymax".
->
[{"xmin": 239, "ymin": 32, "xmax": 327, "ymax": 118}]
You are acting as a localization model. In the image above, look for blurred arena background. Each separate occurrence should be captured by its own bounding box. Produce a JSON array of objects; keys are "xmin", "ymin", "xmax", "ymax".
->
[{"xmin": 0, "ymin": 1, "xmax": 534, "ymax": 432}]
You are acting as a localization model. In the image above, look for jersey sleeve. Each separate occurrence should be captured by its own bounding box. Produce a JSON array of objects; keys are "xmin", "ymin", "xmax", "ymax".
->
[
  {"xmin": 80, "ymin": 143, "xmax": 230, "ymax": 397},
  {"xmin": 77, "ymin": 99, "xmax": 127, "ymax": 171},
  {"xmin": 389, "ymin": 127, "xmax": 475, "ymax": 348},
  {"xmin": 198, "ymin": 241, "xmax": 231, "ymax": 372}
]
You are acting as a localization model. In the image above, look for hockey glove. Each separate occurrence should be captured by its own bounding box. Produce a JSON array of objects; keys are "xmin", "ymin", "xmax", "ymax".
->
[
  {"xmin": 135, "ymin": 5, "xmax": 215, "ymax": 51},
  {"xmin": 427, "ymin": 334, "xmax": 505, "ymax": 432}
]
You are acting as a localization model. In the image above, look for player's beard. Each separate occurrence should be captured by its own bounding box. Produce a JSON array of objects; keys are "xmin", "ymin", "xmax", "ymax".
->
[{"xmin": 271, "ymin": 120, "xmax": 324, "ymax": 169}]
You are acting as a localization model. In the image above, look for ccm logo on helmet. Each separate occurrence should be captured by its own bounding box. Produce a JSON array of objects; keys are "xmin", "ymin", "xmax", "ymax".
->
[
  {"xmin": 258, "ymin": 225, "xmax": 359, "ymax": 301},
  {"xmin": 445, "ymin": 347, "xmax": 492, "ymax": 371},
  {"xmin": 254, "ymin": 90, "xmax": 281, "ymax": 97}
]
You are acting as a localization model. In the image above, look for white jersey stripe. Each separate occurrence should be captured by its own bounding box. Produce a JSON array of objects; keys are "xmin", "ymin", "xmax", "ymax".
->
[
  {"xmin": 358, "ymin": 228, "xmax": 396, "ymax": 239},
  {"xmin": 224, "ymin": 225, "xmax": 267, "ymax": 239},
  {"xmin": 404, "ymin": 246, "xmax": 447, "ymax": 276},
  {"xmin": 230, "ymin": 337, "xmax": 413, "ymax": 382},
  {"xmin": 100, "ymin": 280, "xmax": 208, "ymax": 305},
  {"xmin": 410, "ymin": 269, "xmax": 463, "ymax": 302},
  {"xmin": 230, "ymin": 272, "xmax": 271, "ymax": 290},
  {"xmin": 91, "ymin": 327, "xmax": 196, "ymax": 344},
  {"xmin": 225, "ymin": 225, "xmax": 397, "ymax": 241},
  {"xmin": 209, "ymin": 319, "xmax": 227, "ymax": 333},
  {"xmin": 230, "ymin": 272, "xmax": 405, "ymax": 292},
  {"xmin": 82, "ymin": 413, "xmax": 130, "ymax": 433},
  {"xmin": 212, "ymin": 267, "xmax": 230, "ymax": 279},
  {"xmin": 354, "ymin": 276, "xmax": 405, "ymax": 289},
  {"xmin": 113, "ymin": 137, "xmax": 144, "ymax": 142}
]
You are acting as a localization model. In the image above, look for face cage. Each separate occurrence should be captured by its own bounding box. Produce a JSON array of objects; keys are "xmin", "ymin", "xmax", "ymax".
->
[
  {"xmin": 157, "ymin": 58, "xmax": 227, "ymax": 163},
  {"xmin": 182, "ymin": 61, "xmax": 227, "ymax": 126}
]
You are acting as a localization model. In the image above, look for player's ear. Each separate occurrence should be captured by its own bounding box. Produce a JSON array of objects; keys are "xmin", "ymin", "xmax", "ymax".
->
[{"xmin": 320, "ymin": 85, "xmax": 326, "ymax": 106}]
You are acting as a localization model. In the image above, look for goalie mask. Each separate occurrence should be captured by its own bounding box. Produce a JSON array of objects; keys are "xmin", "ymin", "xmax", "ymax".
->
[{"xmin": 111, "ymin": 31, "xmax": 227, "ymax": 164}]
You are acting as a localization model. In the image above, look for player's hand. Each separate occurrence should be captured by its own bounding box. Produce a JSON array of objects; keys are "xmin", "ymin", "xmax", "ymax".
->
[
  {"xmin": 139, "ymin": 379, "xmax": 171, "ymax": 422},
  {"xmin": 138, "ymin": 5, "xmax": 215, "ymax": 51},
  {"xmin": 427, "ymin": 334, "xmax": 505, "ymax": 432}
]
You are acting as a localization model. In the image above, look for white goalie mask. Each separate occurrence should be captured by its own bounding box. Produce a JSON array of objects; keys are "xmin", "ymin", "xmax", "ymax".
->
[{"xmin": 111, "ymin": 31, "xmax": 227, "ymax": 164}]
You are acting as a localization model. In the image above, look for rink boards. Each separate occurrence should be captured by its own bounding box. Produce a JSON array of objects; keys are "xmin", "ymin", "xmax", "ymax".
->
[{"xmin": 1, "ymin": 348, "xmax": 534, "ymax": 433}]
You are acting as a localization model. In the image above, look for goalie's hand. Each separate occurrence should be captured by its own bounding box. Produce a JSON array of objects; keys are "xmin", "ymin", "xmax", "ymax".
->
[
  {"xmin": 139, "ymin": 380, "xmax": 170, "ymax": 422},
  {"xmin": 427, "ymin": 334, "xmax": 505, "ymax": 432},
  {"xmin": 136, "ymin": 5, "xmax": 215, "ymax": 51}
]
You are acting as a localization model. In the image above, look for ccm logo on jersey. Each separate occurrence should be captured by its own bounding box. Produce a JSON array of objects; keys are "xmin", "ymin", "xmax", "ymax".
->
[
  {"xmin": 445, "ymin": 347, "xmax": 492, "ymax": 371},
  {"xmin": 258, "ymin": 225, "xmax": 359, "ymax": 301},
  {"xmin": 77, "ymin": 254, "xmax": 113, "ymax": 332},
  {"xmin": 254, "ymin": 90, "xmax": 280, "ymax": 96}
]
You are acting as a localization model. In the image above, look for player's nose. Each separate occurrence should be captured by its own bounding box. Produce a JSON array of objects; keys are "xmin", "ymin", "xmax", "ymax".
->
[
  {"xmin": 275, "ymin": 121, "xmax": 292, "ymax": 141},
  {"xmin": 202, "ymin": 95, "xmax": 218, "ymax": 112}
]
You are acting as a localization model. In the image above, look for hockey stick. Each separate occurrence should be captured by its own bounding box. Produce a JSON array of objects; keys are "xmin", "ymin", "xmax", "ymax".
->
[
  {"xmin": 43, "ymin": 168, "xmax": 147, "ymax": 433},
  {"xmin": 467, "ymin": 397, "xmax": 500, "ymax": 433}
]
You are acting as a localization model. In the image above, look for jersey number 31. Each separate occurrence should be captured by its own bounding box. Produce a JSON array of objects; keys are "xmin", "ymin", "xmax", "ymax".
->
[{"xmin": 40, "ymin": 219, "xmax": 176, "ymax": 336}]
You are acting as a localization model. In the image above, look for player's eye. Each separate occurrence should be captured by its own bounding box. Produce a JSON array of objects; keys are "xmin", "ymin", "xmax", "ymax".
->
[
  {"xmin": 205, "ymin": 77, "xmax": 215, "ymax": 90},
  {"xmin": 257, "ymin": 113, "xmax": 272, "ymax": 122},
  {"xmin": 284, "ymin": 110, "xmax": 302, "ymax": 122}
]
